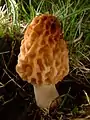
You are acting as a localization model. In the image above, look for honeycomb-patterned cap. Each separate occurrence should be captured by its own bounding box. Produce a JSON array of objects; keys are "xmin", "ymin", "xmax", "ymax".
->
[{"xmin": 16, "ymin": 14, "xmax": 69, "ymax": 85}]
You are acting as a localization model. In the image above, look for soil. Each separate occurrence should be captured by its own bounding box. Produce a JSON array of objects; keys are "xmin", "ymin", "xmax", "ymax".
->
[{"xmin": 0, "ymin": 36, "xmax": 90, "ymax": 120}]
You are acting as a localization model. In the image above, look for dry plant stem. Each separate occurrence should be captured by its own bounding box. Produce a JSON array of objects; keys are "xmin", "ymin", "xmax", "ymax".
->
[{"xmin": 34, "ymin": 84, "xmax": 59, "ymax": 109}]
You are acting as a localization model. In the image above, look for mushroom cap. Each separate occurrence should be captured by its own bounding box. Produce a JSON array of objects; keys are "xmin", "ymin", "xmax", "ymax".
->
[{"xmin": 16, "ymin": 14, "xmax": 69, "ymax": 85}]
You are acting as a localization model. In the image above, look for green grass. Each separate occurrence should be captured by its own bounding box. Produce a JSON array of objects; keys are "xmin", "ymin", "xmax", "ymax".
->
[{"xmin": 18, "ymin": 0, "xmax": 90, "ymax": 85}]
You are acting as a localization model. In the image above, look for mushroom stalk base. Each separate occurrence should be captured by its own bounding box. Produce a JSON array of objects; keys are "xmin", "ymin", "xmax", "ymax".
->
[{"xmin": 34, "ymin": 84, "xmax": 59, "ymax": 109}]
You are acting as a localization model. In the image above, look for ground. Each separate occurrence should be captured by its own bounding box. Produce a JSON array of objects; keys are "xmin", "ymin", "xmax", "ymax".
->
[{"xmin": 0, "ymin": 36, "xmax": 90, "ymax": 120}]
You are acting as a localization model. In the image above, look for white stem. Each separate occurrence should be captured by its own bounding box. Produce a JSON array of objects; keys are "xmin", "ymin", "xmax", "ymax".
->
[{"xmin": 34, "ymin": 84, "xmax": 59, "ymax": 109}]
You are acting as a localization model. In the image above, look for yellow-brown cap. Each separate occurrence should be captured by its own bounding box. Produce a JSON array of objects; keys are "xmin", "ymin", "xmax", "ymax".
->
[{"xmin": 16, "ymin": 14, "xmax": 69, "ymax": 85}]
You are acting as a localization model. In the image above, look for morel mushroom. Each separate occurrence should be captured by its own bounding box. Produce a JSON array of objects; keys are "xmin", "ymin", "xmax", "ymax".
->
[{"xmin": 16, "ymin": 14, "xmax": 69, "ymax": 109}]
